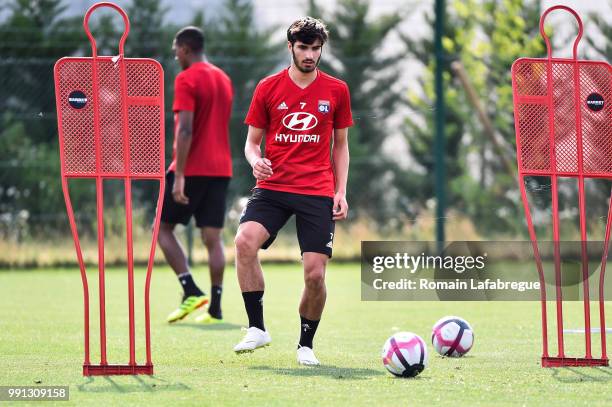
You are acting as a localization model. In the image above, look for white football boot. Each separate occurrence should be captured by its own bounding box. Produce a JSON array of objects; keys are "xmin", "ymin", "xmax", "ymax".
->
[
  {"xmin": 297, "ymin": 345, "xmax": 320, "ymax": 366},
  {"xmin": 233, "ymin": 327, "xmax": 271, "ymax": 353}
]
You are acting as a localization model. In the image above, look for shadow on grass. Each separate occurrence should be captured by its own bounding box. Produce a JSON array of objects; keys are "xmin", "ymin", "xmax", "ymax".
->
[
  {"xmin": 77, "ymin": 375, "xmax": 190, "ymax": 393},
  {"xmin": 249, "ymin": 365, "xmax": 386, "ymax": 380},
  {"xmin": 433, "ymin": 355, "xmax": 475, "ymax": 360},
  {"xmin": 550, "ymin": 367, "xmax": 612, "ymax": 383},
  {"xmin": 170, "ymin": 322, "xmax": 242, "ymax": 331}
]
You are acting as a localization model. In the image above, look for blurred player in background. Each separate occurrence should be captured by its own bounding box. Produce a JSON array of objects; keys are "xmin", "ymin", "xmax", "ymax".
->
[
  {"xmin": 233, "ymin": 17, "xmax": 352, "ymax": 365},
  {"xmin": 158, "ymin": 26, "xmax": 233, "ymax": 325}
]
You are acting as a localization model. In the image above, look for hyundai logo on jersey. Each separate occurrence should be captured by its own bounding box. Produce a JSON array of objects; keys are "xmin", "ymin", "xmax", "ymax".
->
[{"xmin": 282, "ymin": 112, "xmax": 318, "ymax": 131}]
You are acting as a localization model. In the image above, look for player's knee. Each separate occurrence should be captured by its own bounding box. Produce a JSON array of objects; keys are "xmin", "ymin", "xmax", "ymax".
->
[
  {"xmin": 157, "ymin": 223, "xmax": 174, "ymax": 243},
  {"xmin": 204, "ymin": 238, "xmax": 221, "ymax": 251},
  {"xmin": 234, "ymin": 231, "xmax": 258, "ymax": 258},
  {"xmin": 304, "ymin": 267, "xmax": 326, "ymax": 290},
  {"xmin": 202, "ymin": 231, "xmax": 222, "ymax": 250}
]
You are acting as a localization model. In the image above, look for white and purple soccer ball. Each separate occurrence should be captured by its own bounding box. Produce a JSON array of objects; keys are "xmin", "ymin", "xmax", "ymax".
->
[
  {"xmin": 431, "ymin": 316, "xmax": 474, "ymax": 357},
  {"xmin": 381, "ymin": 332, "xmax": 428, "ymax": 377}
]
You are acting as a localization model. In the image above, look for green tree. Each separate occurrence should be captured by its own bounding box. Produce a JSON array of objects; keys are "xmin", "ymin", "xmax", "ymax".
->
[
  {"xmin": 402, "ymin": 0, "xmax": 544, "ymax": 236},
  {"xmin": 125, "ymin": 0, "xmax": 169, "ymax": 58},
  {"xmin": 0, "ymin": 0, "xmax": 82, "ymax": 237},
  {"xmin": 83, "ymin": 0, "xmax": 169, "ymax": 57},
  {"xmin": 586, "ymin": 5, "xmax": 612, "ymax": 60},
  {"xmin": 0, "ymin": 0, "xmax": 177, "ymax": 236},
  {"xmin": 86, "ymin": 13, "xmax": 119, "ymax": 56},
  {"xmin": 307, "ymin": 0, "xmax": 406, "ymax": 224},
  {"xmin": 0, "ymin": 0, "xmax": 82, "ymax": 144}
]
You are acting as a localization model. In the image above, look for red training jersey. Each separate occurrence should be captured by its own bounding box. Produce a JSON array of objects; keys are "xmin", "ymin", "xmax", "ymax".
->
[
  {"xmin": 245, "ymin": 68, "xmax": 353, "ymax": 197},
  {"xmin": 169, "ymin": 61, "xmax": 233, "ymax": 177}
]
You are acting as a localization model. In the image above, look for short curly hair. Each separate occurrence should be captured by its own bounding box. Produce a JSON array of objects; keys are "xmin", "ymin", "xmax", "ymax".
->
[
  {"xmin": 287, "ymin": 17, "xmax": 329, "ymax": 45},
  {"xmin": 175, "ymin": 26, "xmax": 205, "ymax": 53}
]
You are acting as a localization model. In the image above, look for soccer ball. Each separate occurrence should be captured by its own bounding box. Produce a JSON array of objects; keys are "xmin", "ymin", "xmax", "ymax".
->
[
  {"xmin": 431, "ymin": 316, "xmax": 474, "ymax": 357},
  {"xmin": 381, "ymin": 332, "xmax": 427, "ymax": 377}
]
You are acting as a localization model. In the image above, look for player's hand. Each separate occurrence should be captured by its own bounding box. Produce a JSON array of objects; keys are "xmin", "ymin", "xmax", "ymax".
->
[
  {"xmin": 253, "ymin": 157, "xmax": 273, "ymax": 180},
  {"xmin": 333, "ymin": 192, "xmax": 348, "ymax": 220},
  {"xmin": 172, "ymin": 173, "xmax": 189, "ymax": 205}
]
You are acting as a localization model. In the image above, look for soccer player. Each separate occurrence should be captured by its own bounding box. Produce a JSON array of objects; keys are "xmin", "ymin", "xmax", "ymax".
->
[
  {"xmin": 233, "ymin": 17, "xmax": 352, "ymax": 365},
  {"xmin": 158, "ymin": 27, "xmax": 233, "ymax": 325}
]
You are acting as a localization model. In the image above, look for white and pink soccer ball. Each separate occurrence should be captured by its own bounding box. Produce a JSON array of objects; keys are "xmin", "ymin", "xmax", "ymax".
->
[
  {"xmin": 381, "ymin": 332, "xmax": 428, "ymax": 377},
  {"xmin": 431, "ymin": 316, "xmax": 474, "ymax": 357}
]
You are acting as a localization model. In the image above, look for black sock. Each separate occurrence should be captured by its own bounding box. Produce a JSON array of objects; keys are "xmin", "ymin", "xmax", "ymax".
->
[
  {"xmin": 208, "ymin": 285, "xmax": 223, "ymax": 319},
  {"xmin": 298, "ymin": 316, "xmax": 320, "ymax": 349},
  {"xmin": 242, "ymin": 291, "xmax": 265, "ymax": 331},
  {"xmin": 178, "ymin": 273, "xmax": 204, "ymax": 298}
]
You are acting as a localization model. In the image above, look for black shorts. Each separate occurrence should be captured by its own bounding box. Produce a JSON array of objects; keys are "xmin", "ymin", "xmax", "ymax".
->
[
  {"xmin": 239, "ymin": 188, "xmax": 335, "ymax": 257},
  {"xmin": 161, "ymin": 171, "xmax": 230, "ymax": 228}
]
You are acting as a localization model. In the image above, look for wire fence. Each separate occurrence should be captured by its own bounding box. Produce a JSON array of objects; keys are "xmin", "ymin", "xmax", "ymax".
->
[
  {"xmin": 0, "ymin": 47, "xmax": 414, "ymax": 246},
  {"xmin": 1, "ymin": 0, "xmax": 566, "ymax": 267}
]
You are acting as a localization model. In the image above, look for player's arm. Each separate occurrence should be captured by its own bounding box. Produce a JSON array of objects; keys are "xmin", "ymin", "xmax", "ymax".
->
[
  {"xmin": 332, "ymin": 127, "xmax": 349, "ymax": 220},
  {"xmin": 173, "ymin": 110, "xmax": 194, "ymax": 205},
  {"xmin": 245, "ymin": 125, "xmax": 273, "ymax": 180}
]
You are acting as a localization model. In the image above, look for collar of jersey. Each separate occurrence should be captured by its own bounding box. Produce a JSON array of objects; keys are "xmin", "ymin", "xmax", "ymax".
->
[{"xmin": 285, "ymin": 67, "xmax": 320, "ymax": 92}]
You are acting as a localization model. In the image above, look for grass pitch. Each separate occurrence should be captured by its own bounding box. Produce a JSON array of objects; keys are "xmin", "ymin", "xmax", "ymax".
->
[{"xmin": 1, "ymin": 263, "xmax": 611, "ymax": 406}]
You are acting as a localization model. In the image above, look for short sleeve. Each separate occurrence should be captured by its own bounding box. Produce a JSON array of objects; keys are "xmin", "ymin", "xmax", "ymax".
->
[
  {"xmin": 173, "ymin": 74, "xmax": 195, "ymax": 112},
  {"xmin": 244, "ymin": 82, "xmax": 269, "ymax": 129},
  {"xmin": 333, "ymin": 83, "xmax": 353, "ymax": 129}
]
